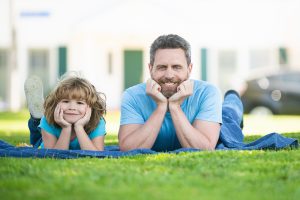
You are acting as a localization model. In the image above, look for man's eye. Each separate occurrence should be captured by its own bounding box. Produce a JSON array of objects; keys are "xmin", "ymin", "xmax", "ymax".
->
[
  {"xmin": 157, "ymin": 66, "xmax": 166, "ymax": 70},
  {"xmin": 173, "ymin": 65, "xmax": 182, "ymax": 69}
]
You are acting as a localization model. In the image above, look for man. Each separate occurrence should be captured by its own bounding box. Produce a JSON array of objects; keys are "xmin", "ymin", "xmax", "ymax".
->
[{"xmin": 118, "ymin": 34, "xmax": 229, "ymax": 152}]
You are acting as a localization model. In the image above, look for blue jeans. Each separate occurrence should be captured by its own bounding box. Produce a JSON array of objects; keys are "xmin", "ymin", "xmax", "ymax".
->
[
  {"xmin": 217, "ymin": 92, "xmax": 244, "ymax": 148},
  {"xmin": 28, "ymin": 116, "xmax": 42, "ymax": 148}
]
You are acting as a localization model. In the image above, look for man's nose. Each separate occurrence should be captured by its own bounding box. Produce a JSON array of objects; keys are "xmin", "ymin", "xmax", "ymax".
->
[{"xmin": 164, "ymin": 67, "xmax": 174, "ymax": 79}]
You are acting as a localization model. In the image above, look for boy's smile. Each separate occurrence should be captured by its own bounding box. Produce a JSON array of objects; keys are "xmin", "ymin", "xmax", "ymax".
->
[{"xmin": 59, "ymin": 99, "xmax": 87, "ymax": 124}]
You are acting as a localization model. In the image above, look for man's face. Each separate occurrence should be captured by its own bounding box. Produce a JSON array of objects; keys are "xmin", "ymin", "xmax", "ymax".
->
[{"xmin": 149, "ymin": 48, "xmax": 192, "ymax": 98}]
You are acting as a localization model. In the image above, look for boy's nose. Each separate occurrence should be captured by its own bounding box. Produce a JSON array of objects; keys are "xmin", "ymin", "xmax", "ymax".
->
[{"xmin": 68, "ymin": 101, "xmax": 76, "ymax": 109}]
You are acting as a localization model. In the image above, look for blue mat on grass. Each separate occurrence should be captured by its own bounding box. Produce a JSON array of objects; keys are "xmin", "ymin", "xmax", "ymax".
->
[{"xmin": 0, "ymin": 132, "xmax": 298, "ymax": 159}]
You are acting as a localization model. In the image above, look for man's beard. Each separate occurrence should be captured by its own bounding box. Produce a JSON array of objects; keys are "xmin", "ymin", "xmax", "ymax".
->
[{"xmin": 158, "ymin": 78, "xmax": 182, "ymax": 98}]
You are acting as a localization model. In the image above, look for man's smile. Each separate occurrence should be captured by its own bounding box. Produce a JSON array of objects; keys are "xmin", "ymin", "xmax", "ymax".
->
[{"xmin": 163, "ymin": 82, "xmax": 177, "ymax": 87}]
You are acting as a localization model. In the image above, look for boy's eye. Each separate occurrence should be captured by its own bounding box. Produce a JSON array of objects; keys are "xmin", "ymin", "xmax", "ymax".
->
[
  {"xmin": 77, "ymin": 101, "xmax": 86, "ymax": 105},
  {"xmin": 61, "ymin": 100, "xmax": 69, "ymax": 103}
]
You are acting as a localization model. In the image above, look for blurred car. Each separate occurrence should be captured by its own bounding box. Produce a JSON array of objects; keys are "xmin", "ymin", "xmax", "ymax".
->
[{"xmin": 240, "ymin": 69, "xmax": 300, "ymax": 115}]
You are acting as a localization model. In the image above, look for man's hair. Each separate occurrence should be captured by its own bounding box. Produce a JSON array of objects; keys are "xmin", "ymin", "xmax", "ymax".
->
[
  {"xmin": 150, "ymin": 34, "xmax": 191, "ymax": 65},
  {"xmin": 44, "ymin": 73, "xmax": 106, "ymax": 133}
]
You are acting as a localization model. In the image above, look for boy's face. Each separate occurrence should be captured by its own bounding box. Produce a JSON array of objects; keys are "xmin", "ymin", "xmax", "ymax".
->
[
  {"xmin": 149, "ymin": 48, "xmax": 192, "ymax": 98},
  {"xmin": 59, "ymin": 99, "xmax": 88, "ymax": 124}
]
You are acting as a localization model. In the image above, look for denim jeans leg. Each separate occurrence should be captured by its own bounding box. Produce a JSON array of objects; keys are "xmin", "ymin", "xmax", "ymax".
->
[
  {"xmin": 28, "ymin": 115, "xmax": 42, "ymax": 148},
  {"xmin": 222, "ymin": 93, "xmax": 243, "ymax": 125},
  {"xmin": 217, "ymin": 93, "xmax": 245, "ymax": 148}
]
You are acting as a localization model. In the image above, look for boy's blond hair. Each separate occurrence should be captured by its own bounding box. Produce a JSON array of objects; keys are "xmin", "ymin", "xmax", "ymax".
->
[{"xmin": 44, "ymin": 74, "xmax": 106, "ymax": 133}]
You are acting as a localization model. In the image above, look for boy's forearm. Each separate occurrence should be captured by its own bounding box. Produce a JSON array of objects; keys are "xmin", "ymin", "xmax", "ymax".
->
[
  {"xmin": 53, "ymin": 127, "xmax": 72, "ymax": 149},
  {"xmin": 74, "ymin": 126, "xmax": 99, "ymax": 151}
]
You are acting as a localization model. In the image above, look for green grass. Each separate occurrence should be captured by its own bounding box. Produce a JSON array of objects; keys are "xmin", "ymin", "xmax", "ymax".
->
[{"xmin": 0, "ymin": 112, "xmax": 299, "ymax": 200}]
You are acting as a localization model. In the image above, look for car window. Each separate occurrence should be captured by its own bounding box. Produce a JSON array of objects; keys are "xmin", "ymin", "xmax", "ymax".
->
[
  {"xmin": 280, "ymin": 73, "xmax": 300, "ymax": 83},
  {"xmin": 268, "ymin": 75, "xmax": 281, "ymax": 81},
  {"xmin": 267, "ymin": 72, "xmax": 300, "ymax": 84}
]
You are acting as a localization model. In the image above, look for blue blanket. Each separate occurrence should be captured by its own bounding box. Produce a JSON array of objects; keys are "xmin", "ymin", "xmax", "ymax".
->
[{"xmin": 0, "ymin": 132, "xmax": 298, "ymax": 159}]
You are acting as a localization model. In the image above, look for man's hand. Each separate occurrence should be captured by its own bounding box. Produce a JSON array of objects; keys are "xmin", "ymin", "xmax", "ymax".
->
[
  {"xmin": 169, "ymin": 80, "xmax": 194, "ymax": 108},
  {"xmin": 146, "ymin": 79, "xmax": 168, "ymax": 106},
  {"xmin": 54, "ymin": 103, "xmax": 71, "ymax": 128},
  {"xmin": 75, "ymin": 106, "xmax": 92, "ymax": 128}
]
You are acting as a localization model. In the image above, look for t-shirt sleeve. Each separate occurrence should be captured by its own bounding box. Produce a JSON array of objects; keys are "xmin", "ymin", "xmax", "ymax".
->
[
  {"xmin": 120, "ymin": 90, "xmax": 145, "ymax": 125},
  {"xmin": 89, "ymin": 118, "xmax": 106, "ymax": 139},
  {"xmin": 196, "ymin": 85, "xmax": 223, "ymax": 124},
  {"xmin": 38, "ymin": 116, "xmax": 60, "ymax": 138}
]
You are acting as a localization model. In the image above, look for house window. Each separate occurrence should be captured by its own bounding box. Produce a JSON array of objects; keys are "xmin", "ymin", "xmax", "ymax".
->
[
  {"xmin": 279, "ymin": 47, "xmax": 289, "ymax": 68},
  {"xmin": 249, "ymin": 49, "xmax": 270, "ymax": 69},
  {"xmin": 218, "ymin": 50, "xmax": 237, "ymax": 93},
  {"xmin": 28, "ymin": 49, "xmax": 50, "ymax": 94},
  {"xmin": 0, "ymin": 49, "xmax": 9, "ymax": 107},
  {"xmin": 29, "ymin": 49, "xmax": 49, "ymax": 71},
  {"xmin": 0, "ymin": 49, "xmax": 8, "ymax": 69}
]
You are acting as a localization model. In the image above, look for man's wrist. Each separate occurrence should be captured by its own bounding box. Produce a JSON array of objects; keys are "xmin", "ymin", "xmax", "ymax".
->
[
  {"xmin": 168, "ymin": 102, "xmax": 181, "ymax": 112},
  {"xmin": 156, "ymin": 102, "xmax": 168, "ymax": 113}
]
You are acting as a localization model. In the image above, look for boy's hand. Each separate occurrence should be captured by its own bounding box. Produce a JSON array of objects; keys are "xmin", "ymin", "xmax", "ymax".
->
[
  {"xmin": 74, "ymin": 106, "xmax": 92, "ymax": 128},
  {"xmin": 54, "ymin": 103, "xmax": 71, "ymax": 128}
]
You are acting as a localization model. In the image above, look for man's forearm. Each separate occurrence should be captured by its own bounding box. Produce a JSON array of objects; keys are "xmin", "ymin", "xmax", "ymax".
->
[
  {"xmin": 119, "ymin": 104, "xmax": 167, "ymax": 151},
  {"xmin": 169, "ymin": 105, "xmax": 219, "ymax": 150}
]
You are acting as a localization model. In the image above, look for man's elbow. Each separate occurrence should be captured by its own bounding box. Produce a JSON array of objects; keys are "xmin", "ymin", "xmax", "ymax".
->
[
  {"xmin": 194, "ymin": 142, "xmax": 216, "ymax": 151},
  {"xmin": 119, "ymin": 139, "xmax": 126, "ymax": 151},
  {"xmin": 203, "ymin": 134, "xmax": 219, "ymax": 150},
  {"xmin": 206, "ymin": 145, "xmax": 216, "ymax": 151},
  {"xmin": 119, "ymin": 140, "xmax": 134, "ymax": 151},
  {"xmin": 206, "ymin": 142, "xmax": 217, "ymax": 151},
  {"xmin": 119, "ymin": 144, "xmax": 129, "ymax": 151}
]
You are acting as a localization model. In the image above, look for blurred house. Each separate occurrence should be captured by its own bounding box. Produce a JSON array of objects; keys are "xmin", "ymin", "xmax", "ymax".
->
[{"xmin": 1, "ymin": 0, "xmax": 300, "ymax": 111}]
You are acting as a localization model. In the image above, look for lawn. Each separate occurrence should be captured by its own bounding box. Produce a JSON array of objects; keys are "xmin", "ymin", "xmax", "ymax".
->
[{"xmin": 0, "ymin": 111, "xmax": 299, "ymax": 200}]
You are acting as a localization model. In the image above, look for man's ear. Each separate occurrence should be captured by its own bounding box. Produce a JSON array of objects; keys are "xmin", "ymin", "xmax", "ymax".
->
[
  {"xmin": 188, "ymin": 63, "xmax": 193, "ymax": 75},
  {"xmin": 148, "ymin": 63, "xmax": 153, "ymax": 72}
]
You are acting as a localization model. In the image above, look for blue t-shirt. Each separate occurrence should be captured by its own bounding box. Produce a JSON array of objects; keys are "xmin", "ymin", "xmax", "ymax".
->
[
  {"xmin": 120, "ymin": 79, "xmax": 222, "ymax": 151},
  {"xmin": 38, "ymin": 117, "xmax": 106, "ymax": 150}
]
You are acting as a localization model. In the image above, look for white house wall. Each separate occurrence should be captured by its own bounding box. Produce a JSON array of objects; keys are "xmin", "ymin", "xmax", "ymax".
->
[
  {"xmin": 1, "ymin": 0, "xmax": 300, "ymax": 111},
  {"xmin": 0, "ymin": 0, "xmax": 10, "ymax": 46},
  {"xmin": 69, "ymin": 33, "xmax": 152, "ymax": 109}
]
